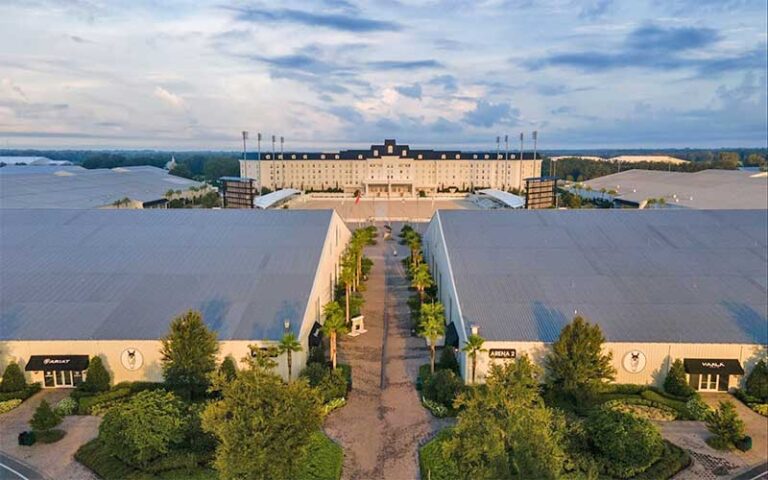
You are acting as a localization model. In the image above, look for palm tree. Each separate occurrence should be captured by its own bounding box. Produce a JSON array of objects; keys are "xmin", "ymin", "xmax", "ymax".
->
[
  {"xmin": 165, "ymin": 189, "xmax": 175, "ymax": 199},
  {"xmin": 340, "ymin": 252, "xmax": 356, "ymax": 324},
  {"xmin": 278, "ymin": 333, "xmax": 302, "ymax": 382},
  {"xmin": 419, "ymin": 302, "xmax": 445, "ymax": 373},
  {"xmin": 321, "ymin": 302, "xmax": 348, "ymax": 369},
  {"xmin": 411, "ymin": 263, "xmax": 433, "ymax": 305},
  {"xmin": 462, "ymin": 333, "xmax": 486, "ymax": 385},
  {"xmin": 407, "ymin": 235, "xmax": 422, "ymax": 268}
]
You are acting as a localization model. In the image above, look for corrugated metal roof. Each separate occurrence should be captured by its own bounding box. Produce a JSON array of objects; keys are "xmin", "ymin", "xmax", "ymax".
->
[
  {"xmin": 0, "ymin": 209, "xmax": 334, "ymax": 341},
  {"xmin": 436, "ymin": 209, "xmax": 768, "ymax": 344},
  {"xmin": 579, "ymin": 169, "xmax": 768, "ymax": 209},
  {"xmin": 0, "ymin": 166, "xmax": 204, "ymax": 208},
  {"xmin": 254, "ymin": 188, "xmax": 301, "ymax": 209},
  {"xmin": 476, "ymin": 189, "xmax": 526, "ymax": 208}
]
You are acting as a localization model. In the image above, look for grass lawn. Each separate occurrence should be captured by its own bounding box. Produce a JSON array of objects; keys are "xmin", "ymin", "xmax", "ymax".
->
[
  {"xmin": 75, "ymin": 439, "xmax": 216, "ymax": 480},
  {"xmin": 296, "ymin": 431, "xmax": 344, "ymax": 480}
]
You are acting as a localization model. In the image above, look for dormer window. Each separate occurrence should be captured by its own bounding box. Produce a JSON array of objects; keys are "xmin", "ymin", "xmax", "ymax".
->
[
  {"xmin": 387, "ymin": 145, "xmax": 393, "ymax": 154},
  {"xmin": 303, "ymin": 154, "xmax": 308, "ymax": 160},
  {"xmin": 455, "ymin": 154, "xmax": 460, "ymax": 160},
  {"xmin": 418, "ymin": 154, "xmax": 423, "ymax": 160},
  {"xmin": 291, "ymin": 154, "xmax": 296, "ymax": 159},
  {"xmin": 266, "ymin": 154, "xmax": 271, "ymax": 159},
  {"xmin": 278, "ymin": 154, "xmax": 283, "ymax": 159},
  {"xmin": 335, "ymin": 154, "xmax": 340, "ymax": 159},
  {"xmin": 402, "ymin": 150, "xmax": 407, "ymax": 156},
  {"xmin": 484, "ymin": 154, "xmax": 489, "ymax": 159},
  {"xmin": 320, "ymin": 154, "xmax": 326, "ymax": 159},
  {"xmin": 473, "ymin": 154, "xmax": 478, "ymax": 159},
  {"xmin": 441, "ymin": 154, "xmax": 446, "ymax": 160},
  {"xmin": 358, "ymin": 154, "xmax": 363, "ymax": 159},
  {"xmin": 373, "ymin": 150, "xmax": 379, "ymax": 156}
]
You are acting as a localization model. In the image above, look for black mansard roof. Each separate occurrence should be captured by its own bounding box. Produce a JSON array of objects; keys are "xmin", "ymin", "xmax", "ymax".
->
[{"xmin": 244, "ymin": 139, "xmax": 540, "ymax": 161}]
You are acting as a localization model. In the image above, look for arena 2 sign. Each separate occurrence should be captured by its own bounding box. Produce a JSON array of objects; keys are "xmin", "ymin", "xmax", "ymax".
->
[{"xmin": 488, "ymin": 349, "xmax": 517, "ymax": 359}]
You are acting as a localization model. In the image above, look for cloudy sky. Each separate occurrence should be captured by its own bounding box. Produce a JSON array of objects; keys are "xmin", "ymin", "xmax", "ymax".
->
[{"xmin": 0, "ymin": 0, "xmax": 766, "ymax": 150}]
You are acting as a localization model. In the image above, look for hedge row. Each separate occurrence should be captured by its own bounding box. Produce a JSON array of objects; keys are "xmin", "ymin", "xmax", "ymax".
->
[
  {"xmin": 419, "ymin": 428, "xmax": 456, "ymax": 480},
  {"xmin": 295, "ymin": 431, "xmax": 344, "ymax": 480},
  {"xmin": 0, "ymin": 383, "xmax": 41, "ymax": 402},
  {"xmin": 633, "ymin": 441, "xmax": 691, "ymax": 480},
  {"xmin": 77, "ymin": 388, "xmax": 132, "ymax": 415}
]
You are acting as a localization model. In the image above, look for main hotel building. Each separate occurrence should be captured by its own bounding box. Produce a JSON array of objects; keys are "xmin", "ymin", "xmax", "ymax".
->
[{"xmin": 240, "ymin": 139, "xmax": 542, "ymax": 195}]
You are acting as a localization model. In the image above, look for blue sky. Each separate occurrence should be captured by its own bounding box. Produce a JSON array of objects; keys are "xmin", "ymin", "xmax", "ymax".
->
[{"xmin": 0, "ymin": 0, "xmax": 766, "ymax": 150}]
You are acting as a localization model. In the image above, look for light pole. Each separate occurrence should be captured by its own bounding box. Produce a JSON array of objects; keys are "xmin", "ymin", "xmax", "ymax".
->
[
  {"xmin": 519, "ymin": 132, "xmax": 524, "ymax": 192},
  {"xmin": 271, "ymin": 135, "xmax": 276, "ymax": 191},
  {"xmin": 532, "ymin": 130, "xmax": 538, "ymax": 179},
  {"xmin": 280, "ymin": 136, "xmax": 285, "ymax": 189},
  {"xmin": 241, "ymin": 131, "xmax": 248, "ymax": 163},
  {"xmin": 504, "ymin": 134, "xmax": 509, "ymax": 190}
]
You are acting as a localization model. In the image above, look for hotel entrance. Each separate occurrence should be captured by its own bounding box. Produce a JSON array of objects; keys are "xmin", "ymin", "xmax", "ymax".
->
[
  {"xmin": 25, "ymin": 355, "xmax": 89, "ymax": 388},
  {"xmin": 684, "ymin": 358, "xmax": 744, "ymax": 392}
]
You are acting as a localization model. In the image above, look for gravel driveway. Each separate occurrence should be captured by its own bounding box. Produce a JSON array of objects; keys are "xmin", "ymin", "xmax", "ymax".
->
[
  {"xmin": 324, "ymin": 225, "xmax": 453, "ymax": 480},
  {"xmin": 0, "ymin": 389, "xmax": 99, "ymax": 480}
]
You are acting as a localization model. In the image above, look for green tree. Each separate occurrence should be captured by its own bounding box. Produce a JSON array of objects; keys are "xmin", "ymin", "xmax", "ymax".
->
[
  {"xmin": 746, "ymin": 358, "xmax": 768, "ymax": 402},
  {"xmin": 80, "ymin": 356, "xmax": 111, "ymax": 393},
  {"xmin": 219, "ymin": 355, "xmax": 238, "ymax": 382},
  {"xmin": 664, "ymin": 359, "xmax": 695, "ymax": 398},
  {"xmin": 587, "ymin": 408, "xmax": 663, "ymax": 478},
  {"xmin": 545, "ymin": 316, "xmax": 615, "ymax": 403},
  {"xmin": 99, "ymin": 390, "xmax": 185, "ymax": 468},
  {"xmin": 419, "ymin": 302, "xmax": 446, "ymax": 374},
  {"xmin": 411, "ymin": 263, "xmax": 433, "ymax": 305},
  {"xmin": 424, "ymin": 369, "xmax": 462, "ymax": 408},
  {"xmin": 202, "ymin": 366, "xmax": 322, "ymax": 480},
  {"xmin": 160, "ymin": 310, "xmax": 220, "ymax": 400},
  {"xmin": 462, "ymin": 334, "xmax": 486, "ymax": 385},
  {"xmin": 439, "ymin": 346, "xmax": 460, "ymax": 373},
  {"xmin": 706, "ymin": 400, "xmax": 746, "ymax": 450},
  {"xmin": 246, "ymin": 345, "xmax": 279, "ymax": 371},
  {"xmin": 321, "ymin": 301, "xmax": 348, "ymax": 370},
  {"xmin": 1, "ymin": 363, "xmax": 26, "ymax": 392},
  {"xmin": 30, "ymin": 399, "xmax": 61, "ymax": 432},
  {"xmin": 278, "ymin": 333, "xmax": 302, "ymax": 382}
]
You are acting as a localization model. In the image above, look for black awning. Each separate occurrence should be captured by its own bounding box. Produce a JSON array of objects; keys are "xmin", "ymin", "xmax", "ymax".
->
[
  {"xmin": 684, "ymin": 358, "xmax": 744, "ymax": 375},
  {"xmin": 25, "ymin": 355, "xmax": 89, "ymax": 372},
  {"xmin": 309, "ymin": 322, "xmax": 323, "ymax": 348},
  {"xmin": 444, "ymin": 322, "xmax": 459, "ymax": 348}
]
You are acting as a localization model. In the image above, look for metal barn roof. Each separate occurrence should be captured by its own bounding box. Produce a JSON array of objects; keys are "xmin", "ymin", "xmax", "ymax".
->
[
  {"xmin": 579, "ymin": 169, "xmax": 768, "ymax": 209},
  {"xmin": 435, "ymin": 209, "xmax": 768, "ymax": 344},
  {"xmin": 0, "ymin": 165, "xmax": 205, "ymax": 208},
  {"xmin": 0, "ymin": 209, "xmax": 335, "ymax": 341},
  {"xmin": 254, "ymin": 188, "xmax": 302, "ymax": 209},
  {"xmin": 476, "ymin": 189, "xmax": 526, "ymax": 208}
]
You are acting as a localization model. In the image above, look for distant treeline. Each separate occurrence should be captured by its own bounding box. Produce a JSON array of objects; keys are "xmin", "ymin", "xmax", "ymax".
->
[
  {"xmin": 543, "ymin": 148, "xmax": 767, "ymax": 163},
  {"xmin": 0, "ymin": 150, "xmax": 239, "ymax": 183},
  {"xmin": 541, "ymin": 151, "xmax": 766, "ymax": 182}
]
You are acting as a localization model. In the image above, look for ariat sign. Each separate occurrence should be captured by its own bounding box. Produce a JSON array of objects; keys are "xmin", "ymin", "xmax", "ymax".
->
[
  {"xmin": 702, "ymin": 362, "xmax": 726, "ymax": 369},
  {"xmin": 43, "ymin": 358, "xmax": 70, "ymax": 365},
  {"xmin": 488, "ymin": 349, "xmax": 517, "ymax": 359}
]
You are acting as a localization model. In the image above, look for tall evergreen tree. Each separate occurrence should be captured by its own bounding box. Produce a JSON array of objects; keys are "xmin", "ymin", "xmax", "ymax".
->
[
  {"xmin": 545, "ymin": 316, "xmax": 615, "ymax": 403},
  {"xmin": 81, "ymin": 356, "xmax": 111, "ymax": 393},
  {"xmin": 1, "ymin": 363, "xmax": 26, "ymax": 393},
  {"xmin": 160, "ymin": 310, "xmax": 219, "ymax": 400}
]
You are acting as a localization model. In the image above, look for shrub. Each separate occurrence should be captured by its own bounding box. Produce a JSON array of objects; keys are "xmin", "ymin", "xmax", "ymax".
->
[
  {"xmin": 75, "ymin": 439, "xmax": 139, "ymax": 480},
  {"xmin": 664, "ymin": 359, "xmax": 695, "ymax": 398},
  {"xmin": 1, "ymin": 363, "xmax": 27, "ymax": 393},
  {"xmin": 77, "ymin": 387, "xmax": 132, "ymax": 415},
  {"xmin": 633, "ymin": 441, "xmax": 691, "ymax": 480},
  {"xmin": 218, "ymin": 356, "xmax": 238, "ymax": 382},
  {"xmin": 746, "ymin": 358, "xmax": 768, "ymax": 402},
  {"xmin": 307, "ymin": 343, "xmax": 326, "ymax": 365},
  {"xmin": 337, "ymin": 364, "xmax": 352, "ymax": 391},
  {"xmin": 144, "ymin": 450, "xmax": 213, "ymax": 473},
  {"xmin": 317, "ymin": 369, "xmax": 348, "ymax": 404},
  {"xmin": 753, "ymin": 404, "xmax": 768, "ymax": 416},
  {"xmin": 295, "ymin": 431, "xmax": 343, "ymax": 480},
  {"xmin": 607, "ymin": 401, "xmax": 677, "ymax": 421},
  {"xmin": 735, "ymin": 436, "xmax": 752, "ymax": 452},
  {"xmin": 423, "ymin": 369, "xmax": 462, "ymax": 410},
  {"xmin": 421, "ymin": 397, "xmax": 449, "ymax": 418},
  {"xmin": 417, "ymin": 363, "xmax": 432, "ymax": 391},
  {"xmin": 601, "ymin": 383, "xmax": 646, "ymax": 395},
  {"xmin": 80, "ymin": 356, "xmax": 111, "ymax": 393},
  {"xmin": 587, "ymin": 408, "xmax": 664, "ymax": 478},
  {"xmin": 640, "ymin": 390, "xmax": 688, "ymax": 415},
  {"xmin": 419, "ymin": 428, "xmax": 457, "ymax": 480},
  {"xmin": 300, "ymin": 363, "xmax": 329, "ymax": 388},
  {"xmin": 31, "ymin": 399, "xmax": 62, "ymax": 432},
  {"xmin": 54, "ymin": 397, "xmax": 78, "ymax": 416},
  {"xmin": 36, "ymin": 429, "xmax": 66, "ymax": 444},
  {"xmin": 99, "ymin": 390, "xmax": 185, "ymax": 468},
  {"xmin": 113, "ymin": 381, "xmax": 165, "ymax": 394},
  {"xmin": 706, "ymin": 401, "xmax": 745, "ymax": 450},
  {"xmin": 0, "ymin": 399, "xmax": 22, "ymax": 414},
  {"xmin": 0, "ymin": 383, "xmax": 41, "ymax": 402},
  {"xmin": 684, "ymin": 396, "xmax": 712, "ymax": 421},
  {"xmin": 438, "ymin": 347, "xmax": 459, "ymax": 373},
  {"xmin": 322, "ymin": 398, "xmax": 346, "ymax": 416}
]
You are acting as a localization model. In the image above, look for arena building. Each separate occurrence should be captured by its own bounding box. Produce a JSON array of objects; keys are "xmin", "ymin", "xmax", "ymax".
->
[
  {"xmin": 424, "ymin": 209, "xmax": 767, "ymax": 390},
  {"xmin": 0, "ymin": 209, "xmax": 350, "ymax": 386},
  {"xmin": 0, "ymin": 165, "xmax": 208, "ymax": 209},
  {"xmin": 240, "ymin": 139, "xmax": 542, "ymax": 196}
]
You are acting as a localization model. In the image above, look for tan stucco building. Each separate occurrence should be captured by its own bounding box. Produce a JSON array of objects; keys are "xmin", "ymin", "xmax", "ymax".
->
[
  {"xmin": 1, "ymin": 209, "xmax": 351, "ymax": 386},
  {"xmin": 240, "ymin": 139, "xmax": 542, "ymax": 196},
  {"xmin": 424, "ymin": 209, "xmax": 767, "ymax": 390}
]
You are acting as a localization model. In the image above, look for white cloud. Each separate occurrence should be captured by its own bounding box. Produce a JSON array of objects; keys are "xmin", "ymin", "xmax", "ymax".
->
[{"xmin": 153, "ymin": 86, "xmax": 185, "ymax": 108}]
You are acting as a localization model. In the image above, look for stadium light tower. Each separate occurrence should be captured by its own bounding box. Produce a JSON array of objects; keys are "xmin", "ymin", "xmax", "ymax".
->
[
  {"xmin": 241, "ymin": 131, "xmax": 248, "ymax": 162},
  {"xmin": 280, "ymin": 136, "xmax": 285, "ymax": 189},
  {"xmin": 532, "ymin": 130, "xmax": 538, "ymax": 178},
  {"xmin": 496, "ymin": 136, "xmax": 500, "ymax": 157},
  {"xmin": 519, "ymin": 132, "xmax": 524, "ymax": 191},
  {"xmin": 257, "ymin": 133, "xmax": 262, "ymax": 160}
]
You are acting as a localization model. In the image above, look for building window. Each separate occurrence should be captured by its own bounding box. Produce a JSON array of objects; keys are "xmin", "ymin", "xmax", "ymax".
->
[
  {"xmin": 455, "ymin": 154, "xmax": 460, "ymax": 159},
  {"xmin": 373, "ymin": 150, "xmax": 379, "ymax": 156},
  {"xmin": 387, "ymin": 145, "xmax": 393, "ymax": 154},
  {"xmin": 441, "ymin": 154, "xmax": 446, "ymax": 159},
  {"xmin": 292, "ymin": 154, "xmax": 296, "ymax": 159},
  {"xmin": 321, "ymin": 154, "xmax": 325, "ymax": 159}
]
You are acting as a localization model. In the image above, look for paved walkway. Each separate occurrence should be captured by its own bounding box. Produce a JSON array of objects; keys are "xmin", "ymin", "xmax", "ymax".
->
[
  {"xmin": 0, "ymin": 390, "xmax": 98, "ymax": 480},
  {"xmin": 324, "ymin": 224, "xmax": 452, "ymax": 480},
  {"xmin": 663, "ymin": 393, "xmax": 768, "ymax": 480}
]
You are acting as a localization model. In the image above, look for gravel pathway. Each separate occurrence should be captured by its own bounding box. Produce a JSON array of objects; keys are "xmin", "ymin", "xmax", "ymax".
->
[{"xmin": 324, "ymin": 225, "xmax": 452, "ymax": 480}]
